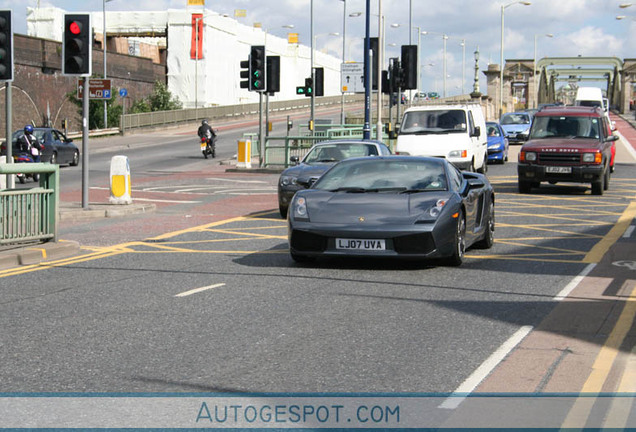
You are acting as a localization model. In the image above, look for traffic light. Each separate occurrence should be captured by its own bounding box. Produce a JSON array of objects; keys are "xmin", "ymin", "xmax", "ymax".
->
[
  {"xmin": 266, "ymin": 56, "xmax": 280, "ymax": 94},
  {"xmin": 239, "ymin": 58, "xmax": 249, "ymax": 89},
  {"xmin": 63, "ymin": 14, "xmax": 92, "ymax": 76},
  {"xmin": 249, "ymin": 45, "xmax": 266, "ymax": 92},
  {"xmin": 370, "ymin": 37, "xmax": 378, "ymax": 90},
  {"xmin": 304, "ymin": 77, "xmax": 313, "ymax": 97},
  {"xmin": 0, "ymin": 10, "xmax": 13, "ymax": 81},
  {"xmin": 314, "ymin": 67, "xmax": 324, "ymax": 97},
  {"xmin": 401, "ymin": 45, "xmax": 417, "ymax": 90},
  {"xmin": 381, "ymin": 70, "xmax": 390, "ymax": 95}
]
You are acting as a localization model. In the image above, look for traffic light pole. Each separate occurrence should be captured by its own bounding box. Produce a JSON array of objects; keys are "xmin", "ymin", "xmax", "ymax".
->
[
  {"xmin": 258, "ymin": 92, "xmax": 264, "ymax": 168},
  {"xmin": 82, "ymin": 77, "xmax": 90, "ymax": 209},
  {"xmin": 5, "ymin": 82, "xmax": 13, "ymax": 188}
]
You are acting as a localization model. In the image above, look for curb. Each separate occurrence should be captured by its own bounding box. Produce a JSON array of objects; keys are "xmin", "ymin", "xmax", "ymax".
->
[
  {"xmin": 0, "ymin": 240, "xmax": 81, "ymax": 270},
  {"xmin": 59, "ymin": 202, "xmax": 157, "ymax": 222}
]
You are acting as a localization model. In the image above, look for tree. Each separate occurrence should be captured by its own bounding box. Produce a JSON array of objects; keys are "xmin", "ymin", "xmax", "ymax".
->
[{"xmin": 147, "ymin": 81, "xmax": 182, "ymax": 111}]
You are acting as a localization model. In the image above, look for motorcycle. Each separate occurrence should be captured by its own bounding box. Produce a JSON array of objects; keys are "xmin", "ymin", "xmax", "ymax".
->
[
  {"xmin": 14, "ymin": 152, "xmax": 40, "ymax": 184},
  {"xmin": 200, "ymin": 131, "xmax": 217, "ymax": 159}
]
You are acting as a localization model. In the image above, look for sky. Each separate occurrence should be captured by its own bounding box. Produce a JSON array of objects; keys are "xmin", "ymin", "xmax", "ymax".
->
[{"xmin": 3, "ymin": 0, "xmax": 636, "ymax": 96}]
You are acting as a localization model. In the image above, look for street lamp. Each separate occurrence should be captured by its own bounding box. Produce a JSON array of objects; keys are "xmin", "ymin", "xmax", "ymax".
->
[
  {"xmin": 421, "ymin": 31, "xmax": 449, "ymax": 98},
  {"xmin": 616, "ymin": 15, "xmax": 636, "ymax": 20},
  {"xmin": 314, "ymin": 32, "xmax": 340, "ymax": 54},
  {"xmin": 619, "ymin": 3, "xmax": 633, "ymax": 7},
  {"xmin": 500, "ymin": 1, "xmax": 531, "ymax": 118},
  {"xmin": 103, "ymin": 0, "xmax": 114, "ymax": 129},
  {"xmin": 533, "ymin": 33, "xmax": 553, "ymax": 108}
]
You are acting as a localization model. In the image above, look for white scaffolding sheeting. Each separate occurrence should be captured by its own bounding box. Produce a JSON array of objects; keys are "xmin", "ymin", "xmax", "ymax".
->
[{"xmin": 26, "ymin": 7, "xmax": 343, "ymax": 107}]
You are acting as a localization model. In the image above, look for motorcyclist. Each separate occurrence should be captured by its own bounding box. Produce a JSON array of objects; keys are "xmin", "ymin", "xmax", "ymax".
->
[
  {"xmin": 197, "ymin": 119, "xmax": 216, "ymax": 157},
  {"xmin": 198, "ymin": 119, "xmax": 216, "ymax": 143},
  {"xmin": 18, "ymin": 125, "xmax": 43, "ymax": 162}
]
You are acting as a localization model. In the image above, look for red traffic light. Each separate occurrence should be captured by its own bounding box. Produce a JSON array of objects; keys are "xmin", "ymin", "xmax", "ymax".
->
[{"xmin": 69, "ymin": 21, "xmax": 81, "ymax": 35}]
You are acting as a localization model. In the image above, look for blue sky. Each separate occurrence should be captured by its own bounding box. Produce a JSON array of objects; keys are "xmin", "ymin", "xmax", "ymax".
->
[{"xmin": 4, "ymin": 0, "xmax": 635, "ymax": 96}]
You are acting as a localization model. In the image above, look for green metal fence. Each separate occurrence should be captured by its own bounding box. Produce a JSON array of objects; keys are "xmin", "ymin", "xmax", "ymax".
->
[
  {"xmin": 0, "ymin": 163, "xmax": 59, "ymax": 244},
  {"xmin": 257, "ymin": 124, "xmax": 389, "ymax": 167}
]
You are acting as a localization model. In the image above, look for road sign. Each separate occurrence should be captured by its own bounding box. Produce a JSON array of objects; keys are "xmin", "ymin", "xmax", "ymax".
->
[
  {"xmin": 77, "ymin": 78, "xmax": 112, "ymax": 99},
  {"xmin": 119, "ymin": 88, "xmax": 128, "ymax": 97},
  {"xmin": 341, "ymin": 62, "xmax": 365, "ymax": 93}
]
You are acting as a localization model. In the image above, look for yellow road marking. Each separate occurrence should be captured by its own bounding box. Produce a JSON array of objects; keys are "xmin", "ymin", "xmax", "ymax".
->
[
  {"xmin": 561, "ymin": 282, "xmax": 636, "ymax": 428},
  {"xmin": 584, "ymin": 200, "xmax": 636, "ymax": 263}
]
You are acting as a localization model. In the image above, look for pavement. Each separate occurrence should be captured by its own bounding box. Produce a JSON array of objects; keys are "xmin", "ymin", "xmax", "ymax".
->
[{"xmin": 2, "ymin": 111, "xmax": 636, "ymax": 271}]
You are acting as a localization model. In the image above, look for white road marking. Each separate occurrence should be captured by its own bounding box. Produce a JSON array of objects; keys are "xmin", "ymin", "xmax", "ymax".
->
[
  {"xmin": 553, "ymin": 263, "xmax": 596, "ymax": 301},
  {"xmin": 624, "ymin": 225, "xmax": 635, "ymax": 239},
  {"xmin": 175, "ymin": 283, "xmax": 226, "ymax": 297},
  {"xmin": 439, "ymin": 325, "xmax": 534, "ymax": 410},
  {"xmin": 206, "ymin": 178, "xmax": 269, "ymax": 184},
  {"xmin": 440, "ymin": 264, "xmax": 599, "ymax": 410},
  {"xmin": 131, "ymin": 198, "xmax": 202, "ymax": 204}
]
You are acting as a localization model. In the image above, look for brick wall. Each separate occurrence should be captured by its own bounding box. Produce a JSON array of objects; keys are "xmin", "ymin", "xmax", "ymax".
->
[{"xmin": 0, "ymin": 34, "xmax": 166, "ymax": 137}]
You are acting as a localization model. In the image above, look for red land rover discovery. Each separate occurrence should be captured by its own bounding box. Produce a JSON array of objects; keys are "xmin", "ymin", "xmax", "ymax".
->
[{"xmin": 517, "ymin": 106, "xmax": 618, "ymax": 195}]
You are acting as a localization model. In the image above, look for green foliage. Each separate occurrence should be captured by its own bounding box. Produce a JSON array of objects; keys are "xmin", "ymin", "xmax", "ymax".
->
[
  {"xmin": 147, "ymin": 81, "xmax": 183, "ymax": 111},
  {"xmin": 129, "ymin": 98, "xmax": 151, "ymax": 114},
  {"xmin": 69, "ymin": 89, "xmax": 122, "ymax": 129}
]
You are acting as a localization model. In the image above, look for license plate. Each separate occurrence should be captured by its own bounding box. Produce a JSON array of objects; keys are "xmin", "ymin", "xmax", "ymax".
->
[
  {"xmin": 336, "ymin": 238, "xmax": 386, "ymax": 251},
  {"xmin": 200, "ymin": 143, "xmax": 207, "ymax": 150},
  {"xmin": 546, "ymin": 166, "xmax": 572, "ymax": 174}
]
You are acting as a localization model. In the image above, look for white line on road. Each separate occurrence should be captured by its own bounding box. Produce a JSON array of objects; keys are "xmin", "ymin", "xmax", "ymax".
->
[
  {"xmin": 553, "ymin": 263, "xmax": 596, "ymax": 301},
  {"xmin": 132, "ymin": 197, "xmax": 202, "ymax": 204},
  {"xmin": 439, "ymin": 325, "xmax": 534, "ymax": 410},
  {"xmin": 624, "ymin": 225, "xmax": 635, "ymax": 239},
  {"xmin": 206, "ymin": 178, "xmax": 269, "ymax": 184},
  {"xmin": 175, "ymin": 283, "xmax": 226, "ymax": 297}
]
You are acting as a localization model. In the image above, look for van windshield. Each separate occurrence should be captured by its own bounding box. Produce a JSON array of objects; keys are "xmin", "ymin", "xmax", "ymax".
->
[{"xmin": 400, "ymin": 109, "xmax": 467, "ymax": 135}]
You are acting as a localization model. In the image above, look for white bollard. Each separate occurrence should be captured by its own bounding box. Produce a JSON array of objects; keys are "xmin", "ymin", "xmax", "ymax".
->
[
  {"xmin": 0, "ymin": 156, "xmax": 5, "ymax": 189},
  {"xmin": 109, "ymin": 155, "xmax": 132, "ymax": 204},
  {"xmin": 237, "ymin": 139, "xmax": 252, "ymax": 169}
]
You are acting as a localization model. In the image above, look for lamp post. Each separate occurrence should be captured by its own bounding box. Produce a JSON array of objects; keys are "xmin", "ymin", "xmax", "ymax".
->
[
  {"xmin": 533, "ymin": 33, "xmax": 553, "ymax": 108},
  {"xmin": 616, "ymin": 15, "xmax": 636, "ymax": 20},
  {"xmin": 340, "ymin": 0, "xmax": 346, "ymax": 124},
  {"xmin": 459, "ymin": 39, "xmax": 465, "ymax": 96},
  {"xmin": 421, "ymin": 31, "xmax": 449, "ymax": 98},
  {"xmin": 500, "ymin": 1, "xmax": 531, "ymax": 118},
  {"xmin": 103, "ymin": 0, "xmax": 114, "ymax": 129}
]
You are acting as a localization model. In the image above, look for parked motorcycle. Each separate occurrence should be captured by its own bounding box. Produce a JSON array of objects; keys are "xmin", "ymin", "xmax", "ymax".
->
[
  {"xmin": 14, "ymin": 152, "xmax": 39, "ymax": 184},
  {"xmin": 200, "ymin": 132, "xmax": 217, "ymax": 159}
]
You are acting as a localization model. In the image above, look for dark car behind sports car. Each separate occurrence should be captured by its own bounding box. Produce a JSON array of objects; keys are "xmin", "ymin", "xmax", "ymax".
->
[
  {"xmin": 8, "ymin": 127, "xmax": 79, "ymax": 166},
  {"xmin": 288, "ymin": 156, "xmax": 495, "ymax": 266},
  {"xmin": 278, "ymin": 139, "xmax": 391, "ymax": 218}
]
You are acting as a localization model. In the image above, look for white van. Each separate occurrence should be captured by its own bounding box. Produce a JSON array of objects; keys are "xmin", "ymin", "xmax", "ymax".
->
[
  {"xmin": 574, "ymin": 87, "xmax": 615, "ymax": 130},
  {"xmin": 395, "ymin": 103, "xmax": 488, "ymax": 173}
]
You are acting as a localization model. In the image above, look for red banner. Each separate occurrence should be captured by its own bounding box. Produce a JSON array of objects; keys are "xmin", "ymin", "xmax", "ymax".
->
[{"xmin": 191, "ymin": 14, "xmax": 203, "ymax": 59}]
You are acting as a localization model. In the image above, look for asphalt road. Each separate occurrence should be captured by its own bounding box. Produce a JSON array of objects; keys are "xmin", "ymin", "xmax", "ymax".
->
[{"xmin": 1, "ymin": 115, "xmax": 635, "ymax": 428}]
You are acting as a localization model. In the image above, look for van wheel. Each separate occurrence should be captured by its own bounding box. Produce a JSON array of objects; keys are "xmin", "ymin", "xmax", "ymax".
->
[{"xmin": 477, "ymin": 155, "xmax": 488, "ymax": 174}]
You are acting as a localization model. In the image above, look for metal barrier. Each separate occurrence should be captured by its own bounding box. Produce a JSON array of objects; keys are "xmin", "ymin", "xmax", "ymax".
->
[
  {"xmin": 0, "ymin": 163, "xmax": 59, "ymax": 244},
  {"xmin": 120, "ymin": 94, "xmax": 365, "ymax": 133},
  {"xmin": 261, "ymin": 124, "xmax": 389, "ymax": 167}
]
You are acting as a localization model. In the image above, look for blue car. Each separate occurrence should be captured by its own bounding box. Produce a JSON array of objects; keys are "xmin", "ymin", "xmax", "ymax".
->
[
  {"xmin": 500, "ymin": 111, "xmax": 533, "ymax": 144},
  {"xmin": 486, "ymin": 122, "xmax": 509, "ymax": 164}
]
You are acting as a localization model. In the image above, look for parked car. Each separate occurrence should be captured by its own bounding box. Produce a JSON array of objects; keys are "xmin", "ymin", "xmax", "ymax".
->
[
  {"xmin": 395, "ymin": 103, "xmax": 488, "ymax": 173},
  {"xmin": 278, "ymin": 139, "xmax": 391, "ymax": 218},
  {"xmin": 486, "ymin": 122, "xmax": 509, "ymax": 164},
  {"xmin": 500, "ymin": 111, "xmax": 533, "ymax": 144},
  {"xmin": 517, "ymin": 106, "xmax": 618, "ymax": 195},
  {"xmin": 288, "ymin": 156, "xmax": 495, "ymax": 265},
  {"xmin": 10, "ymin": 127, "xmax": 79, "ymax": 166}
]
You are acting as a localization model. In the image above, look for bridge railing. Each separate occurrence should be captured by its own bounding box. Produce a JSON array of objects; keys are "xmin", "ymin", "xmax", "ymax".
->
[
  {"xmin": 120, "ymin": 94, "xmax": 364, "ymax": 133},
  {"xmin": 0, "ymin": 163, "xmax": 59, "ymax": 245}
]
